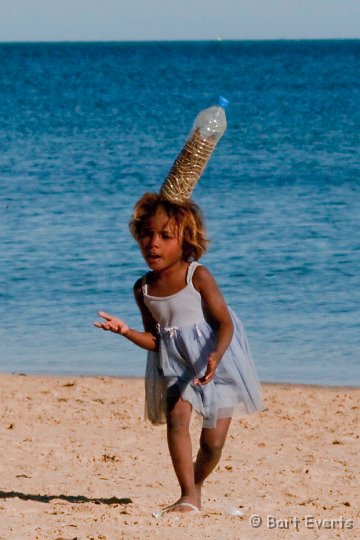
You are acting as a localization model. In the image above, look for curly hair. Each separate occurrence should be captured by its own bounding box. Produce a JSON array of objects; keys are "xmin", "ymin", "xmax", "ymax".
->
[{"xmin": 129, "ymin": 193, "xmax": 209, "ymax": 261}]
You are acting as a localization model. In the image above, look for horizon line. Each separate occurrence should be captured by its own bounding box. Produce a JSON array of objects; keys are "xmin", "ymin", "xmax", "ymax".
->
[{"xmin": 0, "ymin": 37, "xmax": 359, "ymax": 45}]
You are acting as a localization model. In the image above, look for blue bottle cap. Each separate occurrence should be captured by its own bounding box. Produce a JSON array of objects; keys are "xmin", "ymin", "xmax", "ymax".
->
[{"xmin": 217, "ymin": 96, "xmax": 230, "ymax": 108}]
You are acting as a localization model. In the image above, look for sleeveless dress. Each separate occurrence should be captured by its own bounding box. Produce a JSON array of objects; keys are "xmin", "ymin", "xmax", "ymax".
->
[{"xmin": 142, "ymin": 261, "xmax": 264, "ymax": 428}]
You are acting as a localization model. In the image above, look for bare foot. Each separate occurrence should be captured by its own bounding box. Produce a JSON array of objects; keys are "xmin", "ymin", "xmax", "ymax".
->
[
  {"xmin": 152, "ymin": 496, "xmax": 201, "ymax": 518},
  {"xmin": 168, "ymin": 495, "xmax": 199, "ymax": 513}
]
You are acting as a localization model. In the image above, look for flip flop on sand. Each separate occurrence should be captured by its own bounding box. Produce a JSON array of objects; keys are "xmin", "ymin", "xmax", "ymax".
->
[{"xmin": 152, "ymin": 502, "xmax": 201, "ymax": 519}]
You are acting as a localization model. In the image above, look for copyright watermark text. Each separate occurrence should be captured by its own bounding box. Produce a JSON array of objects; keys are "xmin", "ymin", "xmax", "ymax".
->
[{"xmin": 249, "ymin": 514, "xmax": 353, "ymax": 531}]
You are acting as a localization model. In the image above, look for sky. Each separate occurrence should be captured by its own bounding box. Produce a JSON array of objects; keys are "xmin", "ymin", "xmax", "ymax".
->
[{"xmin": 0, "ymin": 0, "xmax": 359, "ymax": 42}]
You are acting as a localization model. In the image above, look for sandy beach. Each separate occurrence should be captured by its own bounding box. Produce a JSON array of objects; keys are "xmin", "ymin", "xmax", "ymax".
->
[{"xmin": 0, "ymin": 373, "xmax": 358, "ymax": 539}]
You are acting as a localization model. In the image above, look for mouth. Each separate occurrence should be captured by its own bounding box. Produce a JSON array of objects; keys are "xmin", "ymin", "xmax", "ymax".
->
[{"xmin": 146, "ymin": 254, "xmax": 161, "ymax": 262}]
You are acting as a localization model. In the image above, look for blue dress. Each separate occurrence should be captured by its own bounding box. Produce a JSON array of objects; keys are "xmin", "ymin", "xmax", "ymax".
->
[{"xmin": 143, "ymin": 261, "xmax": 264, "ymax": 428}]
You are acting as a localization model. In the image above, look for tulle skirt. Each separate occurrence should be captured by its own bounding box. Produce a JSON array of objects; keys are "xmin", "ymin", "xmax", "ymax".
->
[{"xmin": 144, "ymin": 308, "xmax": 265, "ymax": 428}]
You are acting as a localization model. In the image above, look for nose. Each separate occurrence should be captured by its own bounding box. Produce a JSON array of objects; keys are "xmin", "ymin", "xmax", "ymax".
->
[{"xmin": 149, "ymin": 233, "xmax": 160, "ymax": 248}]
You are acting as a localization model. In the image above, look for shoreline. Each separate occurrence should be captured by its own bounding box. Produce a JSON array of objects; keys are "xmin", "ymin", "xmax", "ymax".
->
[
  {"xmin": 2, "ymin": 370, "xmax": 359, "ymax": 390},
  {"xmin": 0, "ymin": 373, "xmax": 359, "ymax": 538}
]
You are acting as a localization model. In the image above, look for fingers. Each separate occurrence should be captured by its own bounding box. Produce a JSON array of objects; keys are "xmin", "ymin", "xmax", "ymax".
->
[
  {"xmin": 194, "ymin": 368, "xmax": 214, "ymax": 385},
  {"xmin": 97, "ymin": 311, "xmax": 112, "ymax": 321},
  {"xmin": 93, "ymin": 320, "xmax": 111, "ymax": 331},
  {"xmin": 93, "ymin": 311, "xmax": 116, "ymax": 332},
  {"xmin": 93, "ymin": 311, "xmax": 129, "ymax": 336},
  {"xmin": 194, "ymin": 354, "xmax": 219, "ymax": 385},
  {"xmin": 93, "ymin": 321, "xmax": 103, "ymax": 328},
  {"xmin": 194, "ymin": 374, "xmax": 213, "ymax": 386}
]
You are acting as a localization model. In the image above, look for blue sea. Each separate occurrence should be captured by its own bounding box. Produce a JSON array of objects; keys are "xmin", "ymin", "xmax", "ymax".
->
[{"xmin": 0, "ymin": 41, "xmax": 359, "ymax": 385}]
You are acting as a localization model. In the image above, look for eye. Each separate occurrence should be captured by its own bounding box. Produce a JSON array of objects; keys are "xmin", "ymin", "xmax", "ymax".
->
[
  {"xmin": 161, "ymin": 231, "xmax": 174, "ymax": 239},
  {"xmin": 140, "ymin": 229, "xmax": 151, "ymax": 239}
]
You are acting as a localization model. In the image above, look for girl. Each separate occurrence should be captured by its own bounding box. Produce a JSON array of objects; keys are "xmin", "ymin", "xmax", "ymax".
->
[{"xmin": 94, "ymin": 192, "xmax": 264, "ymax": 517}]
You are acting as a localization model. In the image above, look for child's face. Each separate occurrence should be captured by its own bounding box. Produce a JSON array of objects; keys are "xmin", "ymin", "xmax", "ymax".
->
[{"xmin": 139, "ymin": 207, "xmax": 184, "ymax": 271}]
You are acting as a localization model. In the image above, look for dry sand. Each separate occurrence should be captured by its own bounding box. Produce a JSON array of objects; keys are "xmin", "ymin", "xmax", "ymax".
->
[{"xmin": 0, "ymin": 373, "xmax": 358, "ymax": 539}]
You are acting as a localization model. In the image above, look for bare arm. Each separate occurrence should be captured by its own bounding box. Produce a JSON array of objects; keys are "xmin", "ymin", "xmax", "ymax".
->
[
  {"xmin": 93, "ymin": 278, "xmax": 158, "ymax": 351},
  {"xmin": 192, "ymin": 265, "xmax": 234, "ymax": 384}
]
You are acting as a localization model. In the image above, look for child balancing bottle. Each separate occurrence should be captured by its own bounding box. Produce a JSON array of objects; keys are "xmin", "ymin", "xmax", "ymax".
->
[{"xmin": 160, "ymin": 96, "xmax": 229, "ymax": 203}]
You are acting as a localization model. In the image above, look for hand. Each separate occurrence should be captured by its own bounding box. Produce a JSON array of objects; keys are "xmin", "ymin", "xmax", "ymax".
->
[
  {"xmin": 194, "ymin": 353, "xmax": 220, "ymax": 386},
  {"xmin": 93, "ymin": 311, "xmax": 129, "ymax": 336}
]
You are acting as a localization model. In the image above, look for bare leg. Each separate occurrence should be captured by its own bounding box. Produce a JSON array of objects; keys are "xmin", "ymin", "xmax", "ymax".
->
[
  {"xmin": 194, "ymin": 417, "xmax": 232, "ymax": 508},
  {"xmin": 166, "ymin": 396, "xmax": 198, "ymax": 512}
]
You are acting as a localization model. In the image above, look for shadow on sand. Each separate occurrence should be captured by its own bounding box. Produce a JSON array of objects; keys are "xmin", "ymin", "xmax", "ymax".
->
[{"xmin": 0, "ymin": 490, "xmax": 132, "ymax": 505}]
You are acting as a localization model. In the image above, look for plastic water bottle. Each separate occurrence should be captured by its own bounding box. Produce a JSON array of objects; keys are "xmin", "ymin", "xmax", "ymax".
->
[
  {"xmin": 193, "ymin": 95, "xmax": 229, "ymax": 141},
  {"xmin": 160, "ymin": 96, "xmax": 229, "ymax": 203}
]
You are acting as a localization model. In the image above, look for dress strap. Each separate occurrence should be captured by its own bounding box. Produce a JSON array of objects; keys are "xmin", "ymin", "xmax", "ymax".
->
[
  {"xmin": 186, "ymin": 261, "xmax": 202, "ymax": 285},
  {"xmin": 141, "ymin": 275, "xmax": 148, "ymax": 295}
]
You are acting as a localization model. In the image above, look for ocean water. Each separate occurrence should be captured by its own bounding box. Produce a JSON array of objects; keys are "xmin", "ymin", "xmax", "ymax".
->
[{"xmin": 0, "ymin": 41, "xmax": 359, "ymax": 385}]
